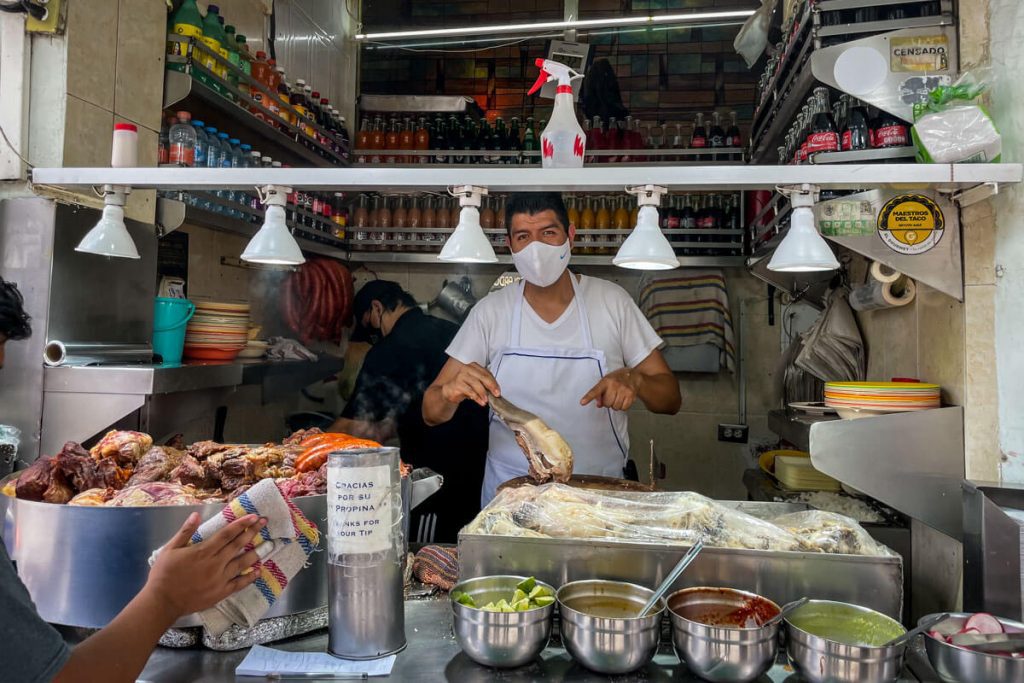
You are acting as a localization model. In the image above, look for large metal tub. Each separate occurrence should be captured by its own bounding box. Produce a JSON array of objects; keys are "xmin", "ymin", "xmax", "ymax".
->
[
  {"xmin": 2, "ymin": 491, "xmax": 328, "ymax": 629},
  {"xmin": 458, "ymin": 501, "xmax": 904, "ymax": 620}
]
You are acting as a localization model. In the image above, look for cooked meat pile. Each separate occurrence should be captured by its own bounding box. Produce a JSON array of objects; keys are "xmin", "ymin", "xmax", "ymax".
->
[{"xmin": 2, "ymin": 428, "xmax": 333, "ymax": 507}]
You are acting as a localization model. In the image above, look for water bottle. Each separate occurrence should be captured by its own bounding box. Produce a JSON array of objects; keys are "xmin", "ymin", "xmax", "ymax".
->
[
  {"xmin": 187, "ymin": 121, "xmax": 208, "ymax": 207},
  {"xmin": 168, "ymin": 111, "xmax": 196, "ymax": 167},
  {"xmin": 216, "ymin": 132, "xmax": 231, "ymax": 212},
  {"xmin": 203, "ymin": 126, "xmax": 222, "ymax": 212}
]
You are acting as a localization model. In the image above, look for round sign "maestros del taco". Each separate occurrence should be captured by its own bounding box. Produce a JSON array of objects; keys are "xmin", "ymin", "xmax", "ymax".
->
[{"xmin": 876, "ymin": 194, "xmax": 945, "ymax": 255}]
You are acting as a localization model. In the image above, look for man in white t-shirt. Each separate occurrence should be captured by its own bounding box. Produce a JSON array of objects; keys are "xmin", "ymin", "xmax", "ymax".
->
[{"xmin": 423, "ymin": 193, "xmax": 682, "ymax": 505}]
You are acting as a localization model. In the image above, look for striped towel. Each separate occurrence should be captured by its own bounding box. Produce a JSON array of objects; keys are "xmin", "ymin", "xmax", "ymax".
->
[
  {"xmin": 412, "ymin": 545, "xmax": 459, "ymax": 591},
  {"xmin": 150, "ymin": 479, "xmax": 320, "ymax": 637},
  {"xmin": 638, "ymin": 270, "xmax": 736, "ymax": 372}
]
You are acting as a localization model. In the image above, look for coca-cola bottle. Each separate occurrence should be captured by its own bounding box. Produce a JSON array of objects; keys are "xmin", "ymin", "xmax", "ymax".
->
[
  {"xmin": 725, "ymin": 110, "xmax": 742, "ymax": 161},
  {"xmin": 843, "ymin": 97, "xmax": 872, "ymax": 151},
  {"xmin": 805, "ymin": 87, "xmax": 840, "ymax": 157},
  {"xmin": 691, "ymin": 113, "xmax": 707, "ymax": 150},
  {"xmin": 874, "ymin": 110, "xmax": 911, "ymax": 148},
  {"xmin": 709, "ymin": 112, "xmax": 726, "ymax": 160}
]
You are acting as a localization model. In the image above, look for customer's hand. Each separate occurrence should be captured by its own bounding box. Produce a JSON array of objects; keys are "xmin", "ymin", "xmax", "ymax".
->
[{"xmin": 143, "ymin": 512, "xmax": 267, "ymax": 617}]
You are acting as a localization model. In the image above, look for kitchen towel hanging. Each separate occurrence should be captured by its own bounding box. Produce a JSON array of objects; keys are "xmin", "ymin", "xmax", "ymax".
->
[
  {"xmin": 638, "ymin": 270, "xmax": 736, "ymax": 373},
  {"xmin": 43, "ymin": 341, "xmax": 153, "ymax": 367}
]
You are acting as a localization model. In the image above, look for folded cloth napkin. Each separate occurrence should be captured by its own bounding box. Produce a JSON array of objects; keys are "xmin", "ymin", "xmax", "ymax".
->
[
  {"xmin": 266, "ymin": 337, "xmax": 318, "ymax": 362},
  {"xmin": 412, "ymin": 545, "xmax": 458, "ymax": 591},
  {"xmin": 150, "ymin": 479, "xmax": 320, "ymax": 637}
]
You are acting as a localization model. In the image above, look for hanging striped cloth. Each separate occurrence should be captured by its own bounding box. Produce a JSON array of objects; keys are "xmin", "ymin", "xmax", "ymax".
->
[{"xmin": 638, "ymin": 270, "xmax": 736, "ymax": 372}]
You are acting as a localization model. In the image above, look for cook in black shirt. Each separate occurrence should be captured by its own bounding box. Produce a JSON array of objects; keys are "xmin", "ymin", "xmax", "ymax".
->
[{"xmin": 329, "ymin": 280, "xmax": 487, "ymax": 542}]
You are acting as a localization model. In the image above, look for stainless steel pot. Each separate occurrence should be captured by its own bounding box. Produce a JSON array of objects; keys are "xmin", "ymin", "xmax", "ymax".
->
[
  {"xmin": 785, "ymin": 600, "xmax": 906, "ymax": 683},
  {"xmin": 556, "ymin": 579, "xmax": 664, "ymax": 675},
  {"xmin": 668, "ymin": 587, "xmax": 781, "ymax": 682},
  {"xmin": 450, "ymin": 575, "xmax": 555, "ymax": 668},
  {"xmin": 920, "ymin": 612, "xmax": 1024, "ymax": 683},
  {"xmin": 0, "ymin": 470, "xmax": 442, "ymax": 630}
]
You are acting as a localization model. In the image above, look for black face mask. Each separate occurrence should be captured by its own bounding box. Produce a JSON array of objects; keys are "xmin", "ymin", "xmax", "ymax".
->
[{"xmin": 366, "ymin": 331, "xmax": 381, "ymax": 346}]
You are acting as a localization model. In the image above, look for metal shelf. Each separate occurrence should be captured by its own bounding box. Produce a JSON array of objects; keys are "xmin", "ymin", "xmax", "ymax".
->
[
  {"xmin": 809, "ymin": 146, "xmax": 917, "ymax": 164},
  {"xmin": 767, "ymin": 407, "xmax": 966, "ymax": 539},
  {"xmin": 345, "ymin": 251, "xmax": 746, "ymax": 268},
  {"xmin": 352, "ymin": 148, "xmax": 744, "ymax": 165},
  {"xmin": 32, "ymin": 164, "xmax": 1024, "ymax": 192},
  {"xmin": 164, "ymin": 70, "xmax": 339, "ymax": 169}
]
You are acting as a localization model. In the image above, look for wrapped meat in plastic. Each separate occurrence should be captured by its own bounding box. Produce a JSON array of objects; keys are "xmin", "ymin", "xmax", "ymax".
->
[
  {"xmin": 463, "ymin": 483, "xmax": 895, "ymax": 557},
  {"xmin": 90, "ymin": 430, "xmax": 153, "ymax": 467},
  {"xmin": 68, "ymin": 488, "xmax": 116, "ymax": 506},
  {"xmin": 106, "ymin": 482, "xmax": 202, "ymax": 507}
]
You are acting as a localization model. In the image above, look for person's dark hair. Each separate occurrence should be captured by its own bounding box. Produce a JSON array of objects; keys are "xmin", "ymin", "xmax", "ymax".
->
[
  {"xmin": 0, "ymin": 279, "xmax": 31, "ymax": 341},
  {"xmin": 362, "ymin": 280, "xmax": 416, "ymax": 313},
  {"xmin": 581, "ymin": 58, "xmax": 629, "ymax": 123},
  {"xmin": 505, "ymin": 192, "xmax": 571, "ymax": 235}
]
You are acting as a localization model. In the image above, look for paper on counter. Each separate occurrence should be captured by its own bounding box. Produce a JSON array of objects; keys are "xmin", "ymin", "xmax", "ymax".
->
[{"xmin": 236, "ymin": 645, "xmax": 397, "ymax": 677}]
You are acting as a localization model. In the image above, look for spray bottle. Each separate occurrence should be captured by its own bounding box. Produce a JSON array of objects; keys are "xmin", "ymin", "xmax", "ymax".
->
[{"xmin": 528, "ymin": 58, "xmax": 586, "ymax": 169}]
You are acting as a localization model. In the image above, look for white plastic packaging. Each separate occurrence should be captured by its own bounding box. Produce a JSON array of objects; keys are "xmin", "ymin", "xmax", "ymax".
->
[
  {"xmin": 912, "ymin": 73, "xmax": 1001, "ymax": 163},
  {"xmin": 111, "ymin": 122, "xmax": 139, "ymax": 167}
]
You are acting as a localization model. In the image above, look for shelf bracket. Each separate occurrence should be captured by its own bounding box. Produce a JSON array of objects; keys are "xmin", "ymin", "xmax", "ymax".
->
[
  {"xmin": 952, "ymin": 182, "xmax": 999, "ymax": 208},
  {"xmin": 155, "ymin": 196, "xmax": 186, "ymax": 237}
]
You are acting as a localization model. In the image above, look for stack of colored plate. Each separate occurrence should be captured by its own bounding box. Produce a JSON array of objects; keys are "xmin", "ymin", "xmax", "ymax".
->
[
  {"xmin": 774, "ymin": 455, "xmax": 841, "ymax": 492},
  {"xmin": 824, "ymin": 381, "xmax": 941, "ymax": 419},
  {"xmin": 184, "ymin": 301, "xmax": 250, "ymax": 361}
]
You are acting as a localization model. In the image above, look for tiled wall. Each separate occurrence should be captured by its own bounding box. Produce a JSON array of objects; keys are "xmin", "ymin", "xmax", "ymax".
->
[
  {"xmin": 360, "ymin": 0, "xmax": 757, "ymax": 134},
  {"xmin": 32, "ymin": 0, "xmax": 166, "ymax": 223}
]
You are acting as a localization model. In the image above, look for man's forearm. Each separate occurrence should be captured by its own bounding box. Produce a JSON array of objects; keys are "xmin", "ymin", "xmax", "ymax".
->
[
  {"xmin": 54, "ymin": 588, "xmax": 178, "ymax": 683},
  {"xmin": 636, "ymin": 372, "xmax": 682, "ymax": 414},
  {"xmin": 422, "ymin": 385, "xmax": 458, "ymax": 426}
]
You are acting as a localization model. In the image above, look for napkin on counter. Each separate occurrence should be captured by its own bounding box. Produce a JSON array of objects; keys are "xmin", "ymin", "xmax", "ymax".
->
[
  {"xmin": 266, "ymin": 337, "xmax": 318, "ymax": 362},
  {"xmin": 150, "ymin": 479, "xmax": 320, "ymax": 637}
]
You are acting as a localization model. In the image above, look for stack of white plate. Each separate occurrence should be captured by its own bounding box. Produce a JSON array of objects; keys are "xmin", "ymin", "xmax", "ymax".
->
[{"xmin": 184, "ymin": 301, "xmax": 250, "ymax": 361}]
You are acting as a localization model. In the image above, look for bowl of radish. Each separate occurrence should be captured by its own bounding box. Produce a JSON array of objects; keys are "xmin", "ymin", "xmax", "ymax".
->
[{"xmin": 921, "ymin": 612, "xmax": 1024, "ymax": 682}]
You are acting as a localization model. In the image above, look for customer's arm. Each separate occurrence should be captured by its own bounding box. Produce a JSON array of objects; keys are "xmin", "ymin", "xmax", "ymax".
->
[{"xmin": 53, "ymin": 512, "xmax": 265, "ymax": 683}]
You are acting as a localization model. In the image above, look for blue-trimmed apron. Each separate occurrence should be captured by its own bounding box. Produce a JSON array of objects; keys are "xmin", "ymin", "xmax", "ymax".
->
[{"xmin": 481, "ymin": 277, "xmax": 630, "ymax": 506}]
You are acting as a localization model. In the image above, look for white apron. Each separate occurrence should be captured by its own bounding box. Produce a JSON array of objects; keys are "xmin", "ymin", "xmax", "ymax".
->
[{"xmin": 481, "ymin": 277, "xmax": 630, "ymax": 506}]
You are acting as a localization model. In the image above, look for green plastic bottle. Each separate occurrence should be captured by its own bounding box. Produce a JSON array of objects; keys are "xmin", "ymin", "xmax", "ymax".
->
[
  {"xmin": 200, "ymin": 4, "xmax": 228, "ymax": 93},
  {"xmin": 223, "ymin": 24, "xmax": 241, "ymax": 96},
  {"xmin": 235, "ymin": 34, "xmax": 253, "ymax": 98},
  {"xmin": 167, "ymin": 0, "xmax": 203, "ymax": 73}
]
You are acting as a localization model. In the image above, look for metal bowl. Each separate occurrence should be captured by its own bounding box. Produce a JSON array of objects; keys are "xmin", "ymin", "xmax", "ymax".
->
[
  {"xmin": 920, "ymin": 612, "xmax": 1024, "ymax": 683},
  {"xmin": 668, "ymin": 587, "xmax": 781, "ymax": 682},
  {"xmin": 556, "ymin": 579, "xmax": 664, "ymax": 675},
  {"xmin": 785, "ymin": 599, "xmax": 906, "ymax": 683},
  {"xmin": 450, "ymin": 575, "xmax": 555, "ymax": 668}
]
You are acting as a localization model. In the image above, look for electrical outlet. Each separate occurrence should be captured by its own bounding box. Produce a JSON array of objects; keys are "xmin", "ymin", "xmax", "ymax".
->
[{"xmin": 718, "ymin": 423, "xmax": 749, "ymax": 443}]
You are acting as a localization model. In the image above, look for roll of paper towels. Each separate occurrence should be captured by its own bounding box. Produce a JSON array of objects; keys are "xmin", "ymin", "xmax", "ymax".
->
[
  {"xmin": 849, "ymin": 277, "xmax": 916, "ymax": 311},
  {"xmin": 869, "ymin": 261, "xmax": 901, "ymax": 284}
]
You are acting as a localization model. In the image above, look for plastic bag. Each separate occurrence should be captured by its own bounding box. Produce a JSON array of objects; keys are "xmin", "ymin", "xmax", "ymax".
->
[
  {"xmin": 734, "ymin": 0, "xmax": 775, "ymax": 69},
  {"xmin": 464, "ymin": 483, "xmax": 894, "ymax": 557},
  {"xmin": 912, "ymin": 72, "xmax": 1001, "ymax": 163}
]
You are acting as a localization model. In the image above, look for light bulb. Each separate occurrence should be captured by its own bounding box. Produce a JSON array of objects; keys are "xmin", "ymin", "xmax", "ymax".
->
[
  {"xmin": 241, "ymin": 204, "xmax": 305, "ymax": 265},
  {"xmin": 613, "ymin": 205, "xmax": 679, "ymax": 270},
  {"xmin": 767, "ymin": 205, "xmax": 839, "ymax": 272},
  {"xmin": 439, "ymin": 206, "xmax": 498, "ymax": 263},
  {"xmin": 75, "ymin": 203, "xmax": 140, "ymax": 259}
]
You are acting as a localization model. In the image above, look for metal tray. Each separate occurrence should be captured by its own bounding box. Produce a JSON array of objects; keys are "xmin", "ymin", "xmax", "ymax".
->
[{"xmin": 458, "ymin": 501, "xmax": 904, "ymax": 619}]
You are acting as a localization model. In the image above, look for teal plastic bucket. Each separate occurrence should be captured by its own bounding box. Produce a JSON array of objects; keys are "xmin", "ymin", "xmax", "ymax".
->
[{"xmin": 153, "ymin": 297, "xmax": 195, "ymax": 364}]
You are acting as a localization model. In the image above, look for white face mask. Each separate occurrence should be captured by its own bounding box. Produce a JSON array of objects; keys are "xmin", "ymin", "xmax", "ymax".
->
[{"xmin": 511, "ymin": 239, "xmax": 571, "ymax": 287}]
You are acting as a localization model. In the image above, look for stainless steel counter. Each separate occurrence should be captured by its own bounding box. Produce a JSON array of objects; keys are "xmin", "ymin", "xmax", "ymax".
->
[{"xmin": 126, "ymin": 599, "xmax": 943, "ymax": 682}]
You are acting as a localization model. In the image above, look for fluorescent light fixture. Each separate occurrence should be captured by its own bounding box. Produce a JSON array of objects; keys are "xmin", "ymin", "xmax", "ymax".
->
[
  {"xmin": 241, "ymin": 185, "xmax": 306, "ymax": 265},
  {"xmin": 439, "ymin": 185, "xmax": 498, "ymax": 263},
  {"xmin": 75, "ymin": 187, "xmax": 140, "ymax": 259},
  {"xmin": 767, "ymin": 189, "xmax": 839, "ymax": 272},
  {"xmin": 614, "ymin": 185, "xmax": 680, "ymax": 270},
  {"xmin": 356, "ymin": 9, "xmax": 756, "ymax": 41}
]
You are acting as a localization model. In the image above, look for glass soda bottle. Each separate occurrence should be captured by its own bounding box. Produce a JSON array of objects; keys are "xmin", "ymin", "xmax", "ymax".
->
[
  {"xmin": 691, "ymin": 113, "xmax": 707, "ymax": 149},
  {"xmin": 805, "ymin": 87, "xmax": 840, "ymax": 156}
]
